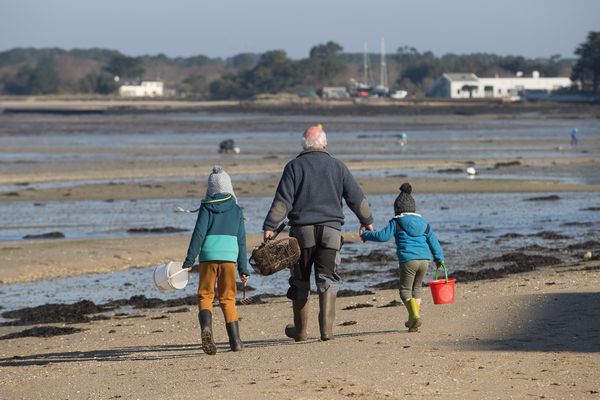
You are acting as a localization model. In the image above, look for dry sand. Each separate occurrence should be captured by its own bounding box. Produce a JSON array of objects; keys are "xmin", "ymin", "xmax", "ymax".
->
[{"xmin": 0, "ymin": 261, "xmax": 598, "ymax": 399}]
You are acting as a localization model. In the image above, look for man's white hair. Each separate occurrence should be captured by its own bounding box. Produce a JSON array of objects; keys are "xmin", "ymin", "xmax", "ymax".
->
[{"xmin": 302, "ymin": 129, "xmax": 327, "ymax": 150}]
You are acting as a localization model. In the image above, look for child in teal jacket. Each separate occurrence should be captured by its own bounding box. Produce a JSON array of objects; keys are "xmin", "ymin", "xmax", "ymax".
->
[
  {"xmin": 361, "ymin": 183, "xmax": 444, "ymax": 332},
  {"xmin": 182, "ymin": 166, "xmax": 249, "ymax": 354}
]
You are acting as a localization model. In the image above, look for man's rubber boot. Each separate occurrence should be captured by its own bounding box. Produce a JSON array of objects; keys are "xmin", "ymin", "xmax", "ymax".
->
[
  {"xmin": 318, "ymin": 291, "xmax": 337, "ymax": 341},
  {"xmin": 225, "ymin": 321, "xmax": 243, "ymax": 352},
  {"xmin": 199, "ymin": 310, "xmax": 217, "ymax": 355},
  {"xmin": 405, "ymin": 298, "xmax": 421, "ymax": 332},
  {"xmin": 284, "ymin": 299, "xmax": 309, "ymax": 341}
]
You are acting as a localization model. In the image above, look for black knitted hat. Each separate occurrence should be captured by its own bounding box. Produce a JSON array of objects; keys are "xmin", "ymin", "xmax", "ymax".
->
[{"xmin": 394, "ymin": 183, "xmax": 416, "ymax": 214}]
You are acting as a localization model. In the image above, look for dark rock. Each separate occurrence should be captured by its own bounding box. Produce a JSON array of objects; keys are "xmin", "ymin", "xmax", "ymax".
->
[
  {"xmin": 0, "ymin": 326, "xmax": 83, "ymax": 340},
  {"xmin": 469, "ymin": 228, "xmax": 491, "ymax": 233},
  {"xmin": 3, "ymin": 192, "xmax": 19, "ymax": 196},
  {"xmin": 533, "ymin": 231, "xmax": 569, "ymax": 240},
  {"xmin": 567, "ymin": 241, "xmax": 600, "ymax": 251},
  {"xmin": 342, "ymin": 303, "xmax": 374, "ymax": 310},
  {"xmin": 489, "ymin": 161, "xmax": 521, "ymax": 169},
  {"xmin": 524, "ymin": 195, "xmax": 561, "ymax": 202},
  {"xmin": 339, "ymin": 320, "xmax": 357, "ymax": 326},
  {"xmin": 127, "ymin": 227, "xmax": 187, "ymax": 234},
  {"xmin": 370, "ymin": 279, "xmax": 399, "ymax": 289},
  {"xmin": 167, "ymin": 307, "xmax": 189, "ymax": 314},
  {"xmin": 1, "ymin": 300, "xmax": 108, "ymax": 325},
  {"xmin": 342, "ymin": 249, "xmax": 396, "ymax": 265},
  {"xmin": 582, "ymin": 207, "xmax": 600, "ymax": 211},
  {"xmin": 437, "ymin": 168, "xmax": 464, "ymax": 174},
  {"xmin": 561, "ymin": 222, "xmax": 592, "ymax": 227},
  {"xmin": 378, "ymin": 300, "xmax": 403, "ymax": 308},
  {"xmin": 23, "ymin": 231, "xmax": 65, "ymax": 240},
  {"xmin": 337, "ymin": 289, "xmax": 375, "ymax": 297}
]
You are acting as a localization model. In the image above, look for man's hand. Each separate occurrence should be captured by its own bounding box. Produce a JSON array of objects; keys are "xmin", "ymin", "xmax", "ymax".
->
[
  {"xmin": 359, "ymin": 224, "xmax": 374, "ymax": 235},
  {"xmin": 435, "ymin": 260, "xmax": 446, "ymax": 269},
  {"xmin": 263, "ymin": 230, "xmax": 274, "ymax": 241},
  {"xmin": 240, "ymin": 274, "xmax": 250, "ymax": 285}
]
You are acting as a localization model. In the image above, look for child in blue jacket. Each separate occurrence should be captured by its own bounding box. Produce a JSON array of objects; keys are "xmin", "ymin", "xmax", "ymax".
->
[
  {"xmin": 361, "ymin": 183, "xmax": 444, "ymax": 332},
  {"xmin": 182, "ymin": 166, "xmax": 250, "ymax": 354}
]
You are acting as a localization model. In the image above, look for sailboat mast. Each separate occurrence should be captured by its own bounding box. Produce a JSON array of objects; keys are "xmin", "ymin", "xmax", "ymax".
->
[
  {"xmin": 363, "ymin": 42, "xmax": 369, "ymax": 87},
  {"xmin": 380, "ymin": 37, "xmax": 388, "ymax": 90}
]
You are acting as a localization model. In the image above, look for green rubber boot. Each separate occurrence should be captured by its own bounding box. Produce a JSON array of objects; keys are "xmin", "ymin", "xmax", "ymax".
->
[{"xmin": 405, "ymin": 299, "xmax": 421, "ymax": 332}]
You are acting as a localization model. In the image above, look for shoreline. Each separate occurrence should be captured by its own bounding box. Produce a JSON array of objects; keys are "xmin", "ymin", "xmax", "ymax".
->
[{"xmin": 1, "ymin": 97, "xmax": 600, "ymax": 117}]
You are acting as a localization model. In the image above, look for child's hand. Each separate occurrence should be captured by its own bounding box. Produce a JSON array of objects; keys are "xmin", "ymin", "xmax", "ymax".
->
[{"xmin": 240, "ymin": 274, "xmax": 250, "ymax": 285}]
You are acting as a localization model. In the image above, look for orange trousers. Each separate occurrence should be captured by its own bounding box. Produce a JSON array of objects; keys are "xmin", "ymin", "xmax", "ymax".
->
[{"xmin": 198, "ymin": 261, "xmax": 238, "ymax": 323}]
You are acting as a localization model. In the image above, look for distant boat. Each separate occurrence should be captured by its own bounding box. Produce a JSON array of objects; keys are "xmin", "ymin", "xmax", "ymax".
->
[{"xmin": 390, "ymin": 90, "xmax": 408, "ymax": 99}]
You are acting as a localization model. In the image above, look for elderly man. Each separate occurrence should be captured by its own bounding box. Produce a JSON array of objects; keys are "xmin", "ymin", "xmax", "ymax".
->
[{"xmin": 263, "ymin": 125, "xmax": 373, "ymax": 341}]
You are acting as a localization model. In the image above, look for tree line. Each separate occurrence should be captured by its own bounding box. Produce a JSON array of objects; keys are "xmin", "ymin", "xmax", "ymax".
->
[{"xmin": 1, "ymin": 32, "xmax": 598, "ymax": 98}]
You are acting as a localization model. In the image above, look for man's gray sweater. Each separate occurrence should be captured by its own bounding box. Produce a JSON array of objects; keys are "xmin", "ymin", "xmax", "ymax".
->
[{"xmin": 263, "ymin": 150, "xmax": 373, "ymax": 231}]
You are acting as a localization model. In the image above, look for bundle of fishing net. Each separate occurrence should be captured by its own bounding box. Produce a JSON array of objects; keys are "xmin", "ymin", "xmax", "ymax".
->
[{"xmin": 249, "ymin": 237, "xmax": 300, "ymax": 275}]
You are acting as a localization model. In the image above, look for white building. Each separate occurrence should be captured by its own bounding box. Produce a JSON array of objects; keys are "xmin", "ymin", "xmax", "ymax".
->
[
  {"xmin": 118, "ymin": 81, "xmax": 164, "ymax": 97},
  {"xmin": 427, "ymin": 72, "xmax": 572, "ymax": 99}
]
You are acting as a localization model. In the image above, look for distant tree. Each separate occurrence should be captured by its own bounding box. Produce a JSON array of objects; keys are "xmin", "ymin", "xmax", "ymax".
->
[
  {"xmin": 245, "ymin": 50, "xmax": 296, "ymax": 93},
  {"xmin": 79, "ymin": 71, "xmax": 117, "ymax": 94},
  {"xmin": 179, "ymin": 74, "xmax": 208, "ymax": 97},
  {"xmin": 209, "ymin": 72, "xmax": 246, "ymax": 99},
  {"xmin": 227, "ymin": 53, "xmax": 259, "ymax": 71},
  {"xmin": 3, "ymin": 65, "xmax": 33, "ymax": 94},
  {"xmin": 3, "ymin": 62, "xmax": 59, "ymax": 94},
  {"xmin": 104, "ymin": 55, "xmax": 144, "ymax": 79},
  {"xmin": 572, "ymin": 31, "xmax": 600, "ymax": 93},
  {"xmin": 304, "ymin": 41, "xmax": 345, "ymax": 83}
]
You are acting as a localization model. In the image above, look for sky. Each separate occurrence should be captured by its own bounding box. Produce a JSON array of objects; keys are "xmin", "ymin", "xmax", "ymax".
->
[{"xmin": 1, "ymin": 0, "xmax": 599, "ymax": 59}]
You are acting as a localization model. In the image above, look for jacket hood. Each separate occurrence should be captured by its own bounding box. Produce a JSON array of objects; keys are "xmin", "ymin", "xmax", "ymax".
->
[
  {"xmin": 201, "ymin": 193, "xmax": 236, "ymax": 213},
  {"xmin": 395, "ymin": 213, "xmax": 427, "ymax": 237}
]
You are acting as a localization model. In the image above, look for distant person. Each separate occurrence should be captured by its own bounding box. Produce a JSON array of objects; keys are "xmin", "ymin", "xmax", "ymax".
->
[
  {"xmin": 398, "ymin": 132, "xmax": 408, "ymax": 147},
  {"xmin": 570, "ymin": 128, "xmax": 579, "ymax": 145},
  {"xmin": 361, "ymin": 183, "xmax": 445, "ymax": 332},
  {"xmin": 182, "ymin": 165, "xmax": 250, "ymax": 355},
  {"xmin": 263, "ymin": 125, "xmax": 374, "ymax": 341}
]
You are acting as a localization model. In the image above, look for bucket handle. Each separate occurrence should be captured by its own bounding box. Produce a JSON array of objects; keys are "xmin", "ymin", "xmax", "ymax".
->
[
  {"xmin": 169, "ymin": 267, "xmax": 191, "ymax": 279},
  {"xmin": 434, "ymin": 261, "xmax": 448, "ymax": 282}
]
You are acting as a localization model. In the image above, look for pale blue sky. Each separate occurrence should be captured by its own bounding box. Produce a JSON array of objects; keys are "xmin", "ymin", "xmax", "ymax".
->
[{"xmin": 1, "ymin": 0, "xmax": 598, "ymax": 59}]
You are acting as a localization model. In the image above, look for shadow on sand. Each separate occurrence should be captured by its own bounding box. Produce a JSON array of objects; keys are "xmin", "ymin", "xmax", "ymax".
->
[
  {"xmin": 461, "ymin": 292, "xmax": 600, "ymax": 353},
  {"xmin": 0, "ymin": 329, "xmax": 397, "ymax": 367}
]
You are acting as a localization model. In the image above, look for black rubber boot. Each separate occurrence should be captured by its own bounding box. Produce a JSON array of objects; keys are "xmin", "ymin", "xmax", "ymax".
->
[
  {"xmin": 318, "ymin": 291, "xmax": 336, "ymax": 341},
  {"xmin": 284, "ymin": 299, "xmax": 309, "ymax": 342},
  {"xmin": 198, "ymin": 310, "xmax": 217, "ymax": 355},
  {"xmin": 225, "ymin": 321, "xmax": 243, "ymax": 352}
]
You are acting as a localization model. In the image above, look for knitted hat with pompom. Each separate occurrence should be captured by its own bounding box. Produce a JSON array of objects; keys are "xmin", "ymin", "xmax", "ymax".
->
[
  {"xmin": 206, "ymin": 165, "xmax": 236, "ymax": 199},
  {"xmin": 394, "ymin": 182, "xmax": 416, "ymax": 214}
]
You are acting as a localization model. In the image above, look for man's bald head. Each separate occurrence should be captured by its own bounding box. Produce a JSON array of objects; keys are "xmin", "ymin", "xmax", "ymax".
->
[{"xmin": 302, "ymin": 126, "xmax": 327, "ymax": 150}]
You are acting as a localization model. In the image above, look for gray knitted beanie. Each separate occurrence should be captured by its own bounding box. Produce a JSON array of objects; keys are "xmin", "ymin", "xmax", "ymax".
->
[
  {"xmin": 206, "ymin": 165, "xmax": 236, "ymax": 198},
  {"xmin": 394, "ymin": 183, "xmax": 416, "ymax": 214}
]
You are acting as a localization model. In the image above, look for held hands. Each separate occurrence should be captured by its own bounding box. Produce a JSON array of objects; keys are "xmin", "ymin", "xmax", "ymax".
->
[
  {"xmin": 240, "ymin": 274, "xmax": 250, "ymax": 285},
  {"xmin": 359, "ymin": 224, "xmax": 374, "ymax": 236},
  {"xmin": 263, "ymin": 230, "xmax": 274, "ymax": 242}
]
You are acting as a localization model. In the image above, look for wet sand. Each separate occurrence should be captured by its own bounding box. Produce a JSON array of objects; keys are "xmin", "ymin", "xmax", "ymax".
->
[
  {"xmin": 1, "ymin": 110, "xmax": 599, "ymax": 283},
  {"xmin": 0, "ymin": 261, "xmax": 598, "ymax": 399}
]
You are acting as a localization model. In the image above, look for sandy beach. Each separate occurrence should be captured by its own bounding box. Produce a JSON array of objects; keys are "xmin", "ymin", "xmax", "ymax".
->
[
  {"xmin": 0, "ymin": 261, "xmax": 598, "ymax": 399},
  {"xmin": 0, "ymin": 105, "xmax": 599, "ymax": 399}
]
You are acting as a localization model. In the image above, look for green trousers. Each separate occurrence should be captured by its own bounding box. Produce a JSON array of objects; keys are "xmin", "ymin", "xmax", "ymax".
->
[{"xmin": 398, "ymin": 259, "xmax": 429, "ymax": 303}]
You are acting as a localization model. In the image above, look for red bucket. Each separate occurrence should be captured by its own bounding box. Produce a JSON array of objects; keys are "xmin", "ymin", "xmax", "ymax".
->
[{"xmin": 428, "ymin": 263, "xmax": 455, "ymax": 305}]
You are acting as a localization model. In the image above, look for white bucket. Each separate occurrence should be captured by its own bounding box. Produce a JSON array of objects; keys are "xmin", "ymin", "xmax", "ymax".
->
[{"xmin": 153, "ymin": 261, "xmax": 189, "ymax": 292}]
